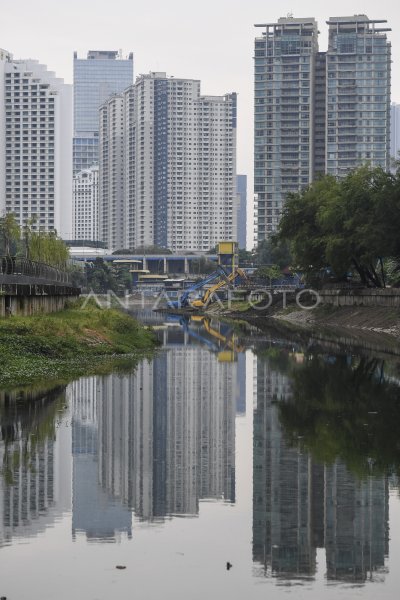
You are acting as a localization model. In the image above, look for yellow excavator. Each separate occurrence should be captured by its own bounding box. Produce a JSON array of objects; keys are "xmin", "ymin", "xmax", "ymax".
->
[{"xmin": 191, "ymin": 267, "xmax": 248, "ymax": 309}]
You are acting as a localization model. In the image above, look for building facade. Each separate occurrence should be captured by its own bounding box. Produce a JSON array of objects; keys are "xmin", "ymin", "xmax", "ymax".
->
[
  {"xmin": 72, "ymin": 166, "xmax": 99, "ymax": 241},
  {"xmin": 325, "ymin": 16, "xmax": 391, "ymax": 177},
  {"xmin": 391, "ymin": 103, "xmax": 400, "ymax": 168},
  {"xmin": 0, "ymin": 51, "xmax": 72, "ymax": 237},
  {"xmin": 99, "ymin": 72, "xmax": 238, "ymax": 252},
  {"xmin": 236, "ymin": 174, "xmax": 247, "ymax": 249},
  {"xmin": 254, "ymin": 15, "xmax": 391, "ymax": 241},
  {"xmin": 73, "ymin": 50, "xmax": 133, "ymax": 175},
  {"xmin": 99, "ymin": 94, "xmax": 125, "ymax": 250},
  {"xmin": 254, "ymin": 18, "xmax": 319, "ymax": 239}
]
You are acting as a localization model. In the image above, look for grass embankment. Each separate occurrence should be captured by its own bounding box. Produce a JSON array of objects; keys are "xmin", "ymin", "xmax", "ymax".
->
[{"xmin": 0, "ymin": 300, "xmax": 158, "ymax": 389}]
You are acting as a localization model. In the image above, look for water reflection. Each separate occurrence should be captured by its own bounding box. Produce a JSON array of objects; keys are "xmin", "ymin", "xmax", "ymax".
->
[
  {"xmin": 0, "ymin": 387, "xmax": 70, "ymax": 546},
  {"xmin": 253, "ymin": 351, "xmax": 390, "ymax": 583},
  {"xmin": 2, "ymin": 314, "xmax": 400, "ymax": 595},
  {"xmin": 70, "ymin": 328, "xmax": 238, "ymax": 541}
]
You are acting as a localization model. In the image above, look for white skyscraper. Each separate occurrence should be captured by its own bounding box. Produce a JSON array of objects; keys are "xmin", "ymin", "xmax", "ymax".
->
[
  {"xmin": 99, "ymin": 72, "xmax": 237, "ymax": 252},
  {"xmin": 99, "ymin": 93, "xmax": 125, "ymax": 250},
  {"xmin": 0, "ymin": 51, "xmax": 72, "ymax": 238},
  {"xmin": 72, "ymin": 166, "xmax": 99, "ymax": 241}
]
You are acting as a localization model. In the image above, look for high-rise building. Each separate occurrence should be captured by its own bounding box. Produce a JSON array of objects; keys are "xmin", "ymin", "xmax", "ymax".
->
[
  {"xmin": 254, "ymin": 15, "xmax": 391, "ymax": 241},
  {"xmin": 391, "ymin": 103, "xmax": 400, "ymax": 168},
  {"xmin": 254, "ymin": 18, "xmax": 319, "ymax": 240},
  {"xmin": 0, "ymin": 51, "xmax": 72, "ymax": 237},
  {"xmin": 72, "ymin": 166, "xmax": 99, "ymax": 241},
  {"xmin": 99, "ymin": 72, "xmax": 238, "ymax": 252},
  {"xmin": 236, "ymin": 175, "xmax": 247, "ymax": 249},
  {"xmin": 73, "ymin": 50, "xmax": 133, "ymax": 175},
  {"xmin": 325, "ymin": 16, "xmax": 391, "ymax": 177},
  {"xmin": 98, "ymin": 93, "xmax": 125, "ymax": 250}
]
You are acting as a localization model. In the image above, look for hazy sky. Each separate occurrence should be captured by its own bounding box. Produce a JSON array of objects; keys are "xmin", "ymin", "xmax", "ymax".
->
[{"xmin": 1, "ymin": 0, "xmax": 399, "ymax": 243}]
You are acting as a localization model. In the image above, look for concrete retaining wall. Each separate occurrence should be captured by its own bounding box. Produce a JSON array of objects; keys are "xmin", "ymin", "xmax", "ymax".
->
[
  {"xmin": 0, "ymin": 283, "xmax": 80, "ymax": 317},
  {"xmin": 320, "ymin": 288, "xmax": 400, "ymax": 308}
]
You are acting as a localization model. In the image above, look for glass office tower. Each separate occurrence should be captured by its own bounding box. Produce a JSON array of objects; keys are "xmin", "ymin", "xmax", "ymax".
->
[{"xmin": 73, "ymin": 50, "xmax": 133, "ymax": 175}]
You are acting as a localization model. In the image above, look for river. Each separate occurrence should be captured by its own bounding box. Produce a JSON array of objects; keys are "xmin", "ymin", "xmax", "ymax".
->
[{"xmin": 1, "ymin": 312, "xmax": 400, "ymax": 599}]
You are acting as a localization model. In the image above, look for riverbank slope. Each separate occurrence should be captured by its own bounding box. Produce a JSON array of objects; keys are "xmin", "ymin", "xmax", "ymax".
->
[{"xmin": 0, "ymin": 300, "xmax": 158, "ymax": 389}]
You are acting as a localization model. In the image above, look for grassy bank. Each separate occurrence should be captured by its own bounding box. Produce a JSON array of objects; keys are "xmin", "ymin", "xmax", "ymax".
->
[{"xmin": 0, "ymin": 300, "xmax": 158, "ymax": 389}]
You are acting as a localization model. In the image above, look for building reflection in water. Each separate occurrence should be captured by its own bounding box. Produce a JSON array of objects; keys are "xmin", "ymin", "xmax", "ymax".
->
[
  {"xmin": 253, "ymin": 355, "xmax": 389, "ymax": 583},
  {"xmin": 0, "ymin": 387, "xmax": 71, "ymax": 547},
  {"xmin": 70, "ymin": 323, "xmax": 237, "ymax": 541}
]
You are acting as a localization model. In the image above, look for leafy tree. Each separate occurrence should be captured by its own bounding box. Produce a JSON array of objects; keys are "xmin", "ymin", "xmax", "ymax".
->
[
  {"xmin": 278, "ymin": 166, "xmax": 400, "ymax": 287},
  {"xmin": 0, "ymin": 213, "xmax": 21, "ymax": 257},
  {"xmin": 238, "ymin": 248, "xmax": 253, "ymax": 266},
  {"xmin": 255, "ymin": 236, "xmax": 293, "ymax": 269},
  {"xmin": 29, "ymin": 229, "xmax": 69, "ymax": 268},
  {"xmin": 190, "ymin": 256, "xmax": 216, "ymax": 275},
  {"xmin": 255, "ymin": 264, "xmax": 281, "ymax": 285}
]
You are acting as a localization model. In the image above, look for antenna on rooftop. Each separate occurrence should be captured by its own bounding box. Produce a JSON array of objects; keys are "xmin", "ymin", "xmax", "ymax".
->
[{"xmin": 287, "ymin": 11, "xmax": 294, "ymax": 18}]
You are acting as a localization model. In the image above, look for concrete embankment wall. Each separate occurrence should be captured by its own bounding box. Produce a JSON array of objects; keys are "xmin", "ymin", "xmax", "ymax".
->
[
  {"xmin": 320, "ymin": 288, "xmax": 400, "ymax": 308},
  {"xmin": 0, "ymin": 283, "xmax": 80, "ymax": 317}
]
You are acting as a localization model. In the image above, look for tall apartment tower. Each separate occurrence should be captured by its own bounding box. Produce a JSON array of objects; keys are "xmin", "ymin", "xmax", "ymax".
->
[
  {"xmin": 326, "ymin": 16, "xmax": 391, "ymax": 177},
  {"xmin": 254, "ymin": 18, "xmax": 319, "ymax": 240},
  {"xmin": 73, "ymin": 50, "xmax": 133, "ymax": 175},
  {"xmin": 99, "ymin": 72, "xmax": 237, "ymax": 252},
  {"xmin": 254, "ymin": 15, "xmax": 391, "ymax": 241},
  {"xmin": 0, "ymin": 51, "xmax": 72, "ymax": 237},
  {"xmin": 390, "ymin": 103, "xmax": 400, "ymax": 168},
  {"xmin": 72, "ymin": 165, "xmax": 99, "ymax": 241},
  {"xmin": 99, "ymin": 94, "xmax": 125, "ymax": 250},
  {"xmin": 236, "ymin": 174, "xmax": 247, "ymax": 249}
]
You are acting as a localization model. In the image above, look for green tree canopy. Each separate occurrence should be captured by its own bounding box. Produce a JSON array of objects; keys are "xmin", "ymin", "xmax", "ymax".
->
[{"xmin": 278, "ymin": 166, "xmax": 400, "ymax": 287}]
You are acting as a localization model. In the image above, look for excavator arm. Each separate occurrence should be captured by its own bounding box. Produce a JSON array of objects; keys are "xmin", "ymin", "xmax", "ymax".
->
[{"xmin": 191, "ymin": 268, "xmax": 244, "ymax": 308}]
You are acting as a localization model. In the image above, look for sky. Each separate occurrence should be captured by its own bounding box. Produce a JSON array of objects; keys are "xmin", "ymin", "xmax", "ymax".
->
[{"xmin": 1, "ymin": 0, "xmax": 400, "ymax": 246}]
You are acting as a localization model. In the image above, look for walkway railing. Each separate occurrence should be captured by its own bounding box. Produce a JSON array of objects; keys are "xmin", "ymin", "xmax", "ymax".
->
[{"xmin": 0, "ymin": 256, "xmax": 71, "ymax": 285}]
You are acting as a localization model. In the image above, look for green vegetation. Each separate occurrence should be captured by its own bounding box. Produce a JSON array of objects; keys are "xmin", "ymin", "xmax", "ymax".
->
[
  {"xmin": 0, "ymin": 300, "xmax": 158, "ymax": 389},
  {"xmin": 254, "ymin": 237, "xmax": 293, "ymax": 269},
  {"xmin": 254, "ymin": 264, "xmax": 281, "ymax": 285},
  {"xmin": 278, "ymin": 166, "xmax": 400, "ymax": 287},
  {"xmin": 0, "ymin": 213, "xmax": 69, "ymax": 268},
  {"xmin": 71, "ymin": 257, "xmax": 133, "ymax": 293}
]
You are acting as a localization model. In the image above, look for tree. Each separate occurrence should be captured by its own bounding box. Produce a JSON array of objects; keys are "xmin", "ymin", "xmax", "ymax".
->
[
  {"xmin": 238, "ymin": 248, "xmax": 253, "ymax": 266},
  {"xmin": 0, "ymin": 213, "xmax": 21, "ymax": 257},
  {"xmin": 29, "ymin": 229, "xmax": 69, "ymax": 268},
  {"xmin": 255, "ymin": 264, "xmax": 281, "ymax": 286},
  {"xmin": 190, "ymin": 256, "xmax": 216, "ymax": 275},
  {"xmin": 278, "ymin": 167, "xmax": 400, "ymax": 287},
  {"xmin": 255, "ymin": 236, "xmax": 293, "ymax": 269}
]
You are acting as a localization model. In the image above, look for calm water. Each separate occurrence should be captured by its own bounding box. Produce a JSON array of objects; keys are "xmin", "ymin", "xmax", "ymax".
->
[{"xmin": 1, "ymin": 313, "xmax": 400, "ymax": 599}]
